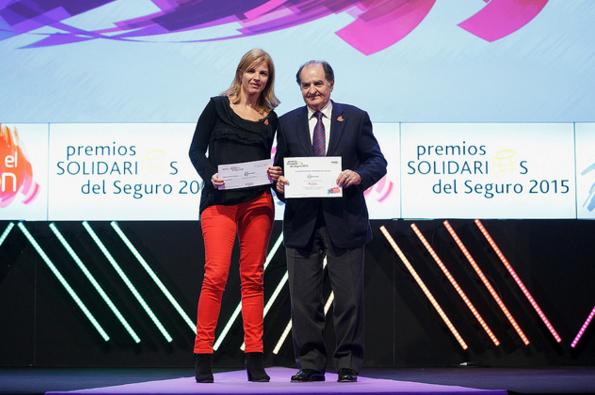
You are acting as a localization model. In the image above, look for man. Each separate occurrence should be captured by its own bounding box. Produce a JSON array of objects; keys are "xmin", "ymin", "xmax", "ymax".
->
[{"xmin": 274, "ymin": 61, "xmax": 387, "ymax": 383}]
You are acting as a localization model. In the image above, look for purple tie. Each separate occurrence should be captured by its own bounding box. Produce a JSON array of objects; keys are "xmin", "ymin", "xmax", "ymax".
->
[{"xmin": 312, "ymin": 111, "xmax": 326, "ymax": 156}]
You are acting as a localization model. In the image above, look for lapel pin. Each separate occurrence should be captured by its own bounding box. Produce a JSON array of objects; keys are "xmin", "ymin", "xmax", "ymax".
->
[
  {"xmin": 263, "ymin": 119, "xmax": 269, "ymax": 126},
  {"xmin": 337, "ymin": 115, "xmax": 344, "ymax": 122}
]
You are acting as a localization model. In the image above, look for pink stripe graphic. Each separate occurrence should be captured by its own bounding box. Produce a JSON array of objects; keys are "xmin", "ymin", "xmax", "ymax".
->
[
  {"xmin": 459, "ymin": 0, "xmax": 549, "ymax": 42},
  {"xmin": 244, "ymin": 0, "xmax": 285, "ymax": 19},
  {"xmin": 336, "ymin": 0, "xmax": 436, "ymax": 55}
]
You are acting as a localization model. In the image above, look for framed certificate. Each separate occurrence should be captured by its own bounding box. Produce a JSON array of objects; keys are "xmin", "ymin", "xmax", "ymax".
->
[{"xmin": 284, "ymin": 156, "xmax": 342, "ymax": 198}]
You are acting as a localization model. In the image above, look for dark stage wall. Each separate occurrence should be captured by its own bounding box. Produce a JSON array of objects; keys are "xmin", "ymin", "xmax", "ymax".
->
[{"xmin": 0, "ymin": 219, "xmax": 593, "ymax": 368}]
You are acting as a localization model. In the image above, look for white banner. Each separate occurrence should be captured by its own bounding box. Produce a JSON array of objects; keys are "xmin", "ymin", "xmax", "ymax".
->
[
  {"xmin": 401, "ymin": 123, "xmax": 576, "ymax": 219},
  {"xmin": 1, "ymin": 122, "xmax": 591, "ymax": 221},
  {"xmin": 47, "ymin": 123, "xmax": 201, "ymax": 220}
]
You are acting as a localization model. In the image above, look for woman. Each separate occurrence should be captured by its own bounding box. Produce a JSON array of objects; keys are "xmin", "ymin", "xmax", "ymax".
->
[{"xmin": 188, "ymin": 48, "xmax": 282, "ymax": 383}]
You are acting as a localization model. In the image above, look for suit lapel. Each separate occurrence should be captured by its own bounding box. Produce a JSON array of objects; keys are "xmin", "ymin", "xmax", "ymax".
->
[
  {"xmin": 296, "ymin": 106, "xmax": 313, "ymax": 155},
  {"xmin": 327, "ymin": 101, "xmax": 345, "ymax": 155}
]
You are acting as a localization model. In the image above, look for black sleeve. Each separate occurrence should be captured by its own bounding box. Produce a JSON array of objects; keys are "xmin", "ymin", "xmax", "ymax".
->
[
  {"xmin": 267, "ymin": 111, "xmax": 279, "ymax": 151},
  {"xmin": 269, "ymin": 111, "xmax": 279, "ymax": 132},
  {"xmin": 272, "ymin": 117, "xmax": 287, "ymax": 202},
  {"xmin": 188, "ymin": 98, "xmax": 218, "ymax": 182},
  {"xmin": 354, "ymin": 111, "xmax": 388, "ymax": 191}
]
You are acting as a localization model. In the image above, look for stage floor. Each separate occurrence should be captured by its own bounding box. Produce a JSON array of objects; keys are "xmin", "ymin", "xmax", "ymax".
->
[{"xmin": 1, "ymin": 367, "xmax": 594, "ymax": 395}]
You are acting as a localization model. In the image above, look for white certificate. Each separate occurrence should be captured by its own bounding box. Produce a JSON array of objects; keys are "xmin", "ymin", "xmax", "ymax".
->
[
  {"xmin": 218, "ymin": 159, "xmax": 272, "ymax": 190},
  {"xmin": 284, "ymin": 156, "xmax": 343, "ymax": 198}
]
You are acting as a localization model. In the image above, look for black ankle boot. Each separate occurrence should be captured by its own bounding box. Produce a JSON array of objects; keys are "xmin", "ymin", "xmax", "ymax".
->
[
  {"xmin": 245, "ymin": 352, "xmax": 270, "ymax": 382},
  {"xmin": 194, "ymin": 353, "xmax": 214, "ymax": 383}
]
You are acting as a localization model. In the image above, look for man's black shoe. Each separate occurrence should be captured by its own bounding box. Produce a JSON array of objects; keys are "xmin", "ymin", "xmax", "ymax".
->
[
  {"xmin": 337, "ymin": 368, "xmax": 358, "ymax": 382},
  {"xmin": 290, "ymin": 369, "xmax": 325, "ymax": 382}
]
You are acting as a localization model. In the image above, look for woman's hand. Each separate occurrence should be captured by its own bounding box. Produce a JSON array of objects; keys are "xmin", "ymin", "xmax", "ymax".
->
[
  {"xmin": 267, "ymin": 165, "xmax": 283, "ymax": 182},
  {"xmin": 211, "ymin": 173, "xmax": 225, "ymax": 189}
]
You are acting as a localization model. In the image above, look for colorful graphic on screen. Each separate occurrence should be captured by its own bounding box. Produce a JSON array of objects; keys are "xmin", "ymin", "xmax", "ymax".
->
[
  {"xmin": 0, "ymin": 124, "xmax": 39, "ymax": 208},
  {"xmin": 0, "ymin": 0, "xmax": 548, "ymax": 54},
  {"xmin": 581, "ymin": 163, "xmax": 595, "ymax": 212}
]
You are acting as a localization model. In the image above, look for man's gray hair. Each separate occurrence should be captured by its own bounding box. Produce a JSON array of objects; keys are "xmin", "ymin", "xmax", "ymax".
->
[{"xmin": 295, "ymin": 60, "xmax": 335, "ymax": 85}]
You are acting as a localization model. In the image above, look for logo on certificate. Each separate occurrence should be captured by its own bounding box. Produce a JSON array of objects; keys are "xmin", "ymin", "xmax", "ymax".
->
[{"xmin": 327, "ymin": 186, "xmax": 341, "ymax": 195}]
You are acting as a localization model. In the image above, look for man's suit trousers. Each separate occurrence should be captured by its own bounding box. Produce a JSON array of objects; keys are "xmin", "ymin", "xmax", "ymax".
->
[{"xmin": 286, "ymin": 224, "xmax": 365, "ymax": 372}]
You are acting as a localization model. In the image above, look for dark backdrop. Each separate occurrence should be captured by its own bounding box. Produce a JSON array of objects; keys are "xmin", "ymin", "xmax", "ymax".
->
[{"xmin": 0, "ymin": 219, "xmax": 593, "ymax": 368}]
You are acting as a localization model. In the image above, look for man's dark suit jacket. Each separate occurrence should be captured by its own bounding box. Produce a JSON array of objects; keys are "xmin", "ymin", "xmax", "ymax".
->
[{"xmin": 274, "ymin": 101, "xmax": 387, "ymax": 249}]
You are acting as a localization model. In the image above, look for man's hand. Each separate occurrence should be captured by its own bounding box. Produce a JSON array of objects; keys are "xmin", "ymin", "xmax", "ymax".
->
[
  {"xmin": 267, "ymin": 165, "xmax": 283, "ymax": 182},
  {"xmin": 276, "ymin": 176, "xmax": 289, "ymax": 194},
  {"xmin": 336, "ymin": 169, "xmax": 362, "ymax": 188},
  {"xmin": 211, "ymin": 173, "xmax": 225, "ymax": 189}
]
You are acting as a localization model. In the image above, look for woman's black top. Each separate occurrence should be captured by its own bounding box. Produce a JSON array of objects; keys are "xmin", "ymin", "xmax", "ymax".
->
[{"xmin": 189, "ymin": 96, "xmax": 278, "ymax": 214}]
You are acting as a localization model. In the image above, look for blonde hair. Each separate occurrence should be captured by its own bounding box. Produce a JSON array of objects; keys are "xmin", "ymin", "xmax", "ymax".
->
[{"xmin": 223, "ymin": 48, "xmax": 280, "ymax": 112}]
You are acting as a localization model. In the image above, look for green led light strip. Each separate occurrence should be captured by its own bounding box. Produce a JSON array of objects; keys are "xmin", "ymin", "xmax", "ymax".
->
[
  {"xmin": 82, "ymin": 221, "xmax": 173, "ymax": 343},
  {"xmin": 213, "ymin": 234, "xmax": 283, "ymax": 351},
  {"xmin": 18, "ymin": 222, "xmax": 110, "ymax": 342},
  {"xmin": 0, "ymin": 222, "xmax": 15, "ymax": 247},
  {"xmin": 50, "ymin": 223, "xmax": 141, "ymax": 343},
  {"xmin": 110, "ymin": 221, "xmax": 195, "ymax": 333}
]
